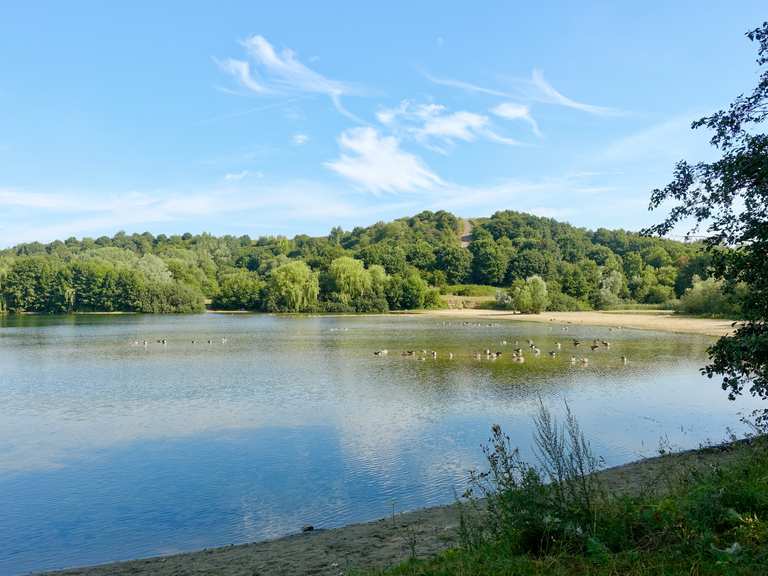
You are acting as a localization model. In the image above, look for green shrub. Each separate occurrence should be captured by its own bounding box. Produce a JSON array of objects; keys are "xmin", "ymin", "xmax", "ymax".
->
[
  {"xmin": 645, "ymin": 284, "xmax": 675, "ymax": 304},
  {"xmin": 461, "ymin": 403, "xmax": 603, "ymax": 556},
  {"xmin": 677, "ymin": 276, "xmax": 745, "ymax": 318},
  {"xmin": 503, "ymin": 276, "xmax": 549, "ymax": 314},
  {"xmin": 211, "ymin": 270, "xmax": 263, "ymax": 310},
  {"xmin": 134, "ymin": 281, "xmax": 205, "ymax": 313},
  {"xmin": 441, "ymin": 284, "xmax": 498, "ymax": 297},
  {"xmin": 423, "ymin": 288, "xmax": 443, "ymax": 309},
  {"xmin": 547, "ymin": 290, "xmax": 590, "ymax": 311},
  {"xmin": 386, "ymin": 270, "xmax": 430, "ymax": 310}
]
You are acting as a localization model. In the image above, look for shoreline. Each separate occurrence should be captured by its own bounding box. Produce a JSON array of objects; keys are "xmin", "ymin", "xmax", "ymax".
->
[
  {"xmin": 205, "ymin": 308, "xmax": 733, "ymax": 337},
  {"xmin": 43, "ymin": 443, "xmax": 747, "ymax": 576},
  {"xmin": 410, "ymin": 308, "xmax": 735, "ymax": 337}
]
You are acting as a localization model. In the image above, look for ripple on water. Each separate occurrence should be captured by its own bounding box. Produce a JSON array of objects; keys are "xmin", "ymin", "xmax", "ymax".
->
[{"xmin": 0, "ymin": 314, "xmax": 758, "ymax": 574}]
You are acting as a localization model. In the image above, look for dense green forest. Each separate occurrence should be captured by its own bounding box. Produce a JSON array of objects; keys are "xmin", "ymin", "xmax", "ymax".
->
[{"xmin": 0, "ymin": 210, "xmax": 729, "ymax": 315}]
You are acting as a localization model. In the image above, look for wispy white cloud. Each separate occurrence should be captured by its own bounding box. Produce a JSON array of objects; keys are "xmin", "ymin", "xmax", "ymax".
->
[
  {"xmin": 0, "ymin": 189, "xmax": 84, "ymax": 210},
  {"xmin": 0, "ymin": 181, "xmax": 417, "ymax": 246},
  {"xmin": 594, "ymin": 113, "xmax": 709, "ymax": 166},
  {"xmin": 0, "ymin": 120, "xmax": 686, "ymax": 248},
  {"xmin": 325, "ymin": 127, "xmax": 443, "ymax": 193},
  {"xmin": 196, "ymin": 99, "xmax": 301, "ymax": 125},
  {"xmin": 409, "ymin": 174, "xmax": 618, "ymax": 217},
  {"xmin": 224, "ymin": 170, "xmax": 249, "ymax": 182},
  {"xmin": 418, "ymin": 110, "xmax": 489, "ymax": 142},
  {"xmin": 425, "ymin": 69, "xmax": 622, "ymax": 117},
  {"xmin": 376, "ymin": 100, "xmax": 521, "ymax": 152},
  {"xmin": 216, "ymin": 58, "xmax": 269, "ymax": 94},
  {"xmin": 424, "ymin": 72, "xmax": 513, "ymax": 98},
  {"xmin": 527, "ymin": 69, "xmax": 621, "ymax": 117},
  {"xmin": 292, "ymin": 133, "xmax": 309, "ymax": 145},
  {"xmin": 219, "ymin": 35, "xmax": 362, "ymax": 121},
  {"xmin": 490, "ymin": 102, "xmax": 542, "ymax": 137}
]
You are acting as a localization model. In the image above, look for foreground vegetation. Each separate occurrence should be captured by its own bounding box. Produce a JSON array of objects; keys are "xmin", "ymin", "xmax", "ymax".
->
[
  {"xmin": 368, "ymin": 408, "xmax": 768, "ymax": 576},
  {"xmin": 0, "ymin": 209, "xmax": 739, "ymax": 316}
]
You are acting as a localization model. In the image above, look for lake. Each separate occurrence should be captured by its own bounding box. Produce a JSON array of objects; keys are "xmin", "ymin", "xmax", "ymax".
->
[{"xmin": 0, "ymin": 313, "xmax": 759, "ymax": 574}]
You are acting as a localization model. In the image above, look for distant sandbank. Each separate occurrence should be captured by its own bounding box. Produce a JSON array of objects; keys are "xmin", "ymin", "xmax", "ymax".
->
[{"xmin": 412, "ymin": 308, "xmax": 735, "ymax": 337}]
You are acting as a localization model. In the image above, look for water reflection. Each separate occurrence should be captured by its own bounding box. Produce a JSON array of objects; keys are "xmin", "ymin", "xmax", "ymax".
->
[{"xmin": 0, "ymin": 314, "xmax": 759, "ymax": 574}]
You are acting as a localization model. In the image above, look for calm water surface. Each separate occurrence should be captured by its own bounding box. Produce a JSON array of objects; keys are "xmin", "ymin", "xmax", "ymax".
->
[{"xmin": 0, "ymin": 313, "xmax": 759, "ymax": 574}]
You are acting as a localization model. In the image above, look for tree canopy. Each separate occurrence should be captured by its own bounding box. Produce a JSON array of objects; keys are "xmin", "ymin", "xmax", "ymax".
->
[
  {"xmin": 644, "ymin": 22, "xmax": 768, "ymax": 421},
  {"xmin": 0, "ymin": 208, "xmax": 719, "ymax": 316}
]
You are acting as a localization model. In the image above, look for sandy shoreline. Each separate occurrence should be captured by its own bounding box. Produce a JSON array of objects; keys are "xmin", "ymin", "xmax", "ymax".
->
[
  {"xmin": 45, "ymin": 445, "xmax": 745, "ymax": 576},
  {"xmin": 210, "ymin": 309, "xmax": 735, "ymax": 337},
  {"xmin": 412, "ymin": 309, "xmax": 735, "ymax": 337}
]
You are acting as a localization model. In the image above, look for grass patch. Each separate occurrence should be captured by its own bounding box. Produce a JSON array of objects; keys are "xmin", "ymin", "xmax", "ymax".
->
[
  {"xmin": 604, "ymin": 302, "xmax": 676, "ymax": 311},
  {"xmin": 363, "ymin": 405, "xmax": 768, "ymax": 576},
  {"xmin": 440, "ymin": 295, "xmax": 500, "ymax": 310},
  {"xmin": 602, "ymin": 309, "xmax": 676, "ymax": 315}
]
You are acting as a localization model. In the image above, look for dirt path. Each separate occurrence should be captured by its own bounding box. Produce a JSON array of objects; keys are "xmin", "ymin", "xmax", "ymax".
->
[
  {"xmin": 46, "ymin": 445, "xmax": 745, "ymax": 576},
  {"xmin": 414, "ymin": 309, "xmax": 735, "ymax": 337},
  {"xmin": 458, "ymin": 219, "xmax": 473, "ymax": 248}
]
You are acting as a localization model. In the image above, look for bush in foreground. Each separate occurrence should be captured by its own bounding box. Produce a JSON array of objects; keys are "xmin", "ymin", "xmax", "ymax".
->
[{"xmin": 366, "ymin": 406, "xmax": 768, "ymax": 576}]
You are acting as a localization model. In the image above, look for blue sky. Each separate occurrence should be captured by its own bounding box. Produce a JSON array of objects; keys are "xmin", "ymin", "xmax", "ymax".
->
[{"xmin": 0, "ymin": 1, "xmax": 765, "ymax": 246}]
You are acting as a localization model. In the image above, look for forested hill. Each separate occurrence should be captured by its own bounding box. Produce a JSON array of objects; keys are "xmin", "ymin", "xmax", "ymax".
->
[{"xmin": 0, "ymin": 210, "xmax": 714, "ymax": 314}]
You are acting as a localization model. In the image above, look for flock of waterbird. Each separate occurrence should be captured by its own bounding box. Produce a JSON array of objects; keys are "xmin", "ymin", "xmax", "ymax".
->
[
  {"xmin": 127, "ymin": 320, "xmax": 628, "ymax": 368},
  {"xmin": 131, "ymin": 337, "xmax": 228, "ymax": 348},
  {"xmin": 373, "ymin": 321, "xmax": 629, "ymax": 366}
]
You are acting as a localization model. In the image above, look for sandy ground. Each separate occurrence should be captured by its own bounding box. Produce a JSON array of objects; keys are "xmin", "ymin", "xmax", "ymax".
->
[
  {"xmin": 416, "ymin": 309, "xmax": 735, "ymax": 337},
  {"xmin": 45, "ymin": 445, "xmax": 745, "ymax": 576}
]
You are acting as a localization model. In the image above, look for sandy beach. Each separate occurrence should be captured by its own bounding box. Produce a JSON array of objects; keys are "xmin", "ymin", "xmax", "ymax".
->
[
  {"xmin": 415, "ymin": 309, "xmax": 735, "ymax": 337},
  {"xmin": 45, "ymin": 444, "xmax": 745, "ymax": 576}
]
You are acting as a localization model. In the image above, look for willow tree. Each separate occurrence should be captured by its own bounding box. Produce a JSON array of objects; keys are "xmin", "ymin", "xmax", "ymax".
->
[
  {"xmin": 644, "ymin": 23, "xmax": 768, "ymax": 422},
  {"xmin": 263, "ymin": 260, "xmax": 319, "ymax": 312},
  {"xmin": 327, "ymin": 256, "xmax": 372, "ymax": 307}
]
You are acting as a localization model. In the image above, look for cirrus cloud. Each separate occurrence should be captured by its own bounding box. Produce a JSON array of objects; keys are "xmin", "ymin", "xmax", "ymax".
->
[
  {"xmin": 425, "ymin": 69, "xmax": 622, "ymax": 118},
  {"xmin": 490, "ymin": 102, "xmax": 541, "ymax": 137},
  {"xmin": 218, "ymin": 35, "xmax": 362, "ymax": 121}
]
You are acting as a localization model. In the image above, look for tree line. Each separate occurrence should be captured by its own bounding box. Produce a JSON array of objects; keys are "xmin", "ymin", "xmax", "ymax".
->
[{"xmin": 0, "ymin": 209, "xmax": 733, "ymax": 315}]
